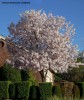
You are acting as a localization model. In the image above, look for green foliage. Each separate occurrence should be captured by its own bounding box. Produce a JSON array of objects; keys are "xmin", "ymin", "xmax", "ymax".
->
[
  {"xmin": 73, "ymin": 84, "xmax": 80, "ymax": 100},
  {"xmin": 9, "ymin": 83, "xmax": 16, "ymax": 99},
  {"xmin": 0, "ymin": 63, "xmax": 21, "ymax": 83},
  {"xmin": 60, "ymin": 82, "xmax": 74, "ymax": 98},
  {"xmin": 77, "ymin": 57, "xmax": 82, "ymax": 62},
  {"xmin": 54, "ymin": 74, "xmax": 62, "ymax": 82},
  {"xmin": 21, "ymin": 69, "xmax": 38, "ymax": 85},
  {"xmin": 21, "ymin": 69, "xmax": 29, "ymax": 81},
  {"xmin": 29, "ymin": 86, "xmax": 40, "ymax": 100},
  {"xmin": 78, "ymin": 65, "xmax": 84, "ymax": 82},
  {"xmin": 52, "ymin": 84, "xmax": 62, "ymax": 98},
  {"xmin": 81, "ymin": 58, "xmax": 84, "ymax": 63},
  {"xmin": 39, "ymin": 82, "xmax": 52, "ymax": 100},
  {"xmin": 76, "ymin": 82, "xmax": 84, "ymax": 99},
  {"xmin": 68, "ymin": 67, "xmax": 83, "ymax": 82},
  {"xmin": 0, "ymin": 81, "xmax": 11, "ymax": 99},
  {"xmin": 57, "ymin": 65, "xmax": 84, "ymax": 82},
  {"xmin": 75, "ymin": 82, "xmax": 83, "ymax": 99},
  {"xmin": 82, "ymin": 82, "xmax": 84, "ymax": 98},
  {"xmin": 16, "ymin": 81, "xmax": 32, "ymax": 100},
  {"xmin": 76, "ymin": 57, "xmax": 84, "ymax": 63}
]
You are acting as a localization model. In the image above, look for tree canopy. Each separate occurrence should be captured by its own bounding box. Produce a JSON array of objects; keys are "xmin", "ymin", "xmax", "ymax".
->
[{"xmin": 6, "ymin": 10, "xmax": 79, "ymax": 73}]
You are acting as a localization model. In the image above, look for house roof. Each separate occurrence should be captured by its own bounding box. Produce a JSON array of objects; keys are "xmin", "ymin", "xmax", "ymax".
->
[{"xmin": 49, "ymin": 68, "xmax": 56, "ymax": 74}]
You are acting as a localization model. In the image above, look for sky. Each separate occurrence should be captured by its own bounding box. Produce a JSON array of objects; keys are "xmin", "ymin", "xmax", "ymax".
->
[{"xmin": 0, "ymin": 0, "xmax": 84, "ymax": 51}]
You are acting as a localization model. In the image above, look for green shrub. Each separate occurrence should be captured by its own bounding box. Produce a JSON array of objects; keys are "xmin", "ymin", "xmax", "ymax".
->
[
  {"xmin": 60, "ymin": 82, "xmax": 74, "ymax": 98},
  {"xmin": 75, "ymin": 82, "xmax": 83, "ymax": 98},
  {"xmin": 0, "ymin": 81, "xmax": 11, "ymax": 99},
  {"xmin": 0, "ymin": 64, "xmax": 21, "ymax": 83},
  {"xmin": 73, "ymin": 84, "xmax": 80, "ymax": 100},
  {"xmin": 21, "ymin": 69, "xmax": 29, "ymax": 81},
  {"xmin": 77, "ymin": 57, "xmax": 82, "ymax": 63},
  {"xmin": 21, "ymin": 69, "xmax": 37, "ymax": 85},
  {"xmin": 76, "ymin": 82, "xmax": 84, "ymax": 99},
  {"xmin": 79, "ymin": 65, "xmax": 84, "ymax": 82},
  {"xmin": 82, "ymin": 82, "xmax": 84, "ymax": 99},
  {"xmin": 54, "ymin": 74, "xmax": 62, "ymax": 82},
  {"xmin": 9, "ymin": 83, "xmax": 16, "ymax": 99},
  {"xmin": 57, "ymin": 66, "xmax": 84, "ymax": 82},
  {"xmin": 29, "ymin": 86, "xmax": 40, "ymax": 100},
  {"xmin": 52, "ymin": 84, "xmax": 62, "ymax": 98},
  {"xmin": 39, "ymin": 82, "xmax": 52, "ymax": 100},
  {"xmin": 16, "ymin": 81, "xmax": 32, "ymax": 100}
]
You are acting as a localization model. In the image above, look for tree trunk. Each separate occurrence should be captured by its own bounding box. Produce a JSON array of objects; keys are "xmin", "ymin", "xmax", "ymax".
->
[{"xmin": 39, "ymin": 70, "xmax": 47, "ymax": 82}]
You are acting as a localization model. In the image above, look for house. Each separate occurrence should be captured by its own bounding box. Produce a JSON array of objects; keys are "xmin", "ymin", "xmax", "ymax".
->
[
  {"xmin": 0, "ymin": 35, "xmax": 5, "ymax": 48},
  {"xmin": 34, "ymin": 68, "xmax": 55, "ymax": 83},
  {"xmin": 0, "ymin": 36, "xmax": 8, "ymax": 67},
  {"xmin": 0, "ymin": 35, "xmax": 6, "ymax": 49},
  {"xmin": 45, "ymin": 68, "xmax": 55, "ymax": 83}
]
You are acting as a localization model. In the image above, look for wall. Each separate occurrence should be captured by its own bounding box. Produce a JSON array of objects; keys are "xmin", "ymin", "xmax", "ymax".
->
[{"xmin": 45, "ymin": 70, "xmax": 53, "ymax": 83}]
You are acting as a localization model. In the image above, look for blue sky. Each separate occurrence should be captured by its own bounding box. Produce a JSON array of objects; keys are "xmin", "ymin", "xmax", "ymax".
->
[{"xmin": 0, "ymin": 0, "xmax": 84, "ymax": 51}]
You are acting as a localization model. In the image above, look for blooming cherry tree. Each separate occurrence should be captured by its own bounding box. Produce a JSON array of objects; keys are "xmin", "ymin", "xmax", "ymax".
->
[{"xmin": 6, "ymin": 10, "xmax": 79, "ymax": 81}]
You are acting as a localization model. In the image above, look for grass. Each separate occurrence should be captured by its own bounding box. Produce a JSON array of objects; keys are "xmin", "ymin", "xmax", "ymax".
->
[{"xmin": 47, "ymin": 96, "xmax": 84, "ymax": 100}]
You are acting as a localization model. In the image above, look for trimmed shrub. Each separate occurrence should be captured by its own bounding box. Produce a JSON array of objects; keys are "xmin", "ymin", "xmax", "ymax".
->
[
  {"xmin": 29, "ymin": 86, "xmax": 40, "ymax": 100},
  {"xmin": 21, "ymin": 69, "xmax": 29, "ymax": 81},
  {"xmin": 76, "ymin": 82, "xmax": 84, "ymax": 99},
  {"xmin": 0, "ymin": 81, "xmax": 11, "ymax": 99},
  {"xmin": 73, "ymin": 84, "xmax": 80, "ymax": 100},
  {"xmin": 60, "ymin": 82, "xmax": 74, "ymax": 98},
  {"xmin": 82, "ymin": 82, "xmax": 84, "ymax": 99},
  {"xmin": 39, "ymin": 82, "xmax": 52, "ymax": 100},
  {"xmin": 0, "ymin": 64, "xmax": 21, "ymax": 83},
  {"xmin": 54, "ymin": 74, "xmax": 62, "ymax": 82},
  {"xmin": 75, "ymin": 82, "xmax": 83, "ymax": 98},
  {"xmin": 16, "ymin": 81, "xmax": 32, "ymax": 100},
  {"xmin": 9, "ymin": 84, "xmax": 16, "ymax": 99},
  {"xmin": 52, "ymin": 84, "xmax": 62, "ymax": 98},
  {"xmin": 21, "ymin": 69, "xmax": 37, "ymax": 85}
]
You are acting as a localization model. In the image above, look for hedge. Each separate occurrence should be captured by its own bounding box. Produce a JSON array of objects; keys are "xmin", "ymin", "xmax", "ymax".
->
[
  {"xmin": 60, "ymin": 82, "xmax": 74, "ymax": 98},
  {"xmin": 21, "ymin": 69, "xmax": 37, "ymax": 85},
  {"xmin": 52, "ymin": 84, "xmax": 62, "ymax": 98},
  {"xmin": 16, "ymin": 81, "xmax": 32, "ymax": 100},
  {"xmin": 0, "ymin": 64, "xmax": 21, "ymax": 83},
  {"xmin": 0, "ymin": 81, "xmax": 11, "ymax": 99},
  {"xmin": 54, "ymin": 74, "xmax": 62, "ymax": 82},
  {"xmin": 9, "ymin": 83, "xmax": 16, "ymax": 99},
  {"xmin": 39, "ymin": 82, "xmax": 52, "ymax": 100},
  {"xmin": 1, "ymin": 81, "xmax": 84, "ymax": 100},
  {"xmin": 21, "ymin": 69, "xmax": 29, "ymax": 81},
  {"xmin": 81, "ymin": 82, "xmax": 84, "ymax": 99},
  {"xmin": 29, "ymin": 86, "xmax": 40, "ymax": 100},
  {"xmin": 73, "ymin": 84, "xmax": 80, "ymax": 100},
  {"xmin": 75, "ymin": 82, "xmax": 84, "ymax": 99}
]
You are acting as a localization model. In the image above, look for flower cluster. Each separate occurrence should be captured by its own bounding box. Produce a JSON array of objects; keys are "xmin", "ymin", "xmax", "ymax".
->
[{"xmin": 6, "ymin": 10, "xmax": 79, "ymax": 73}]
